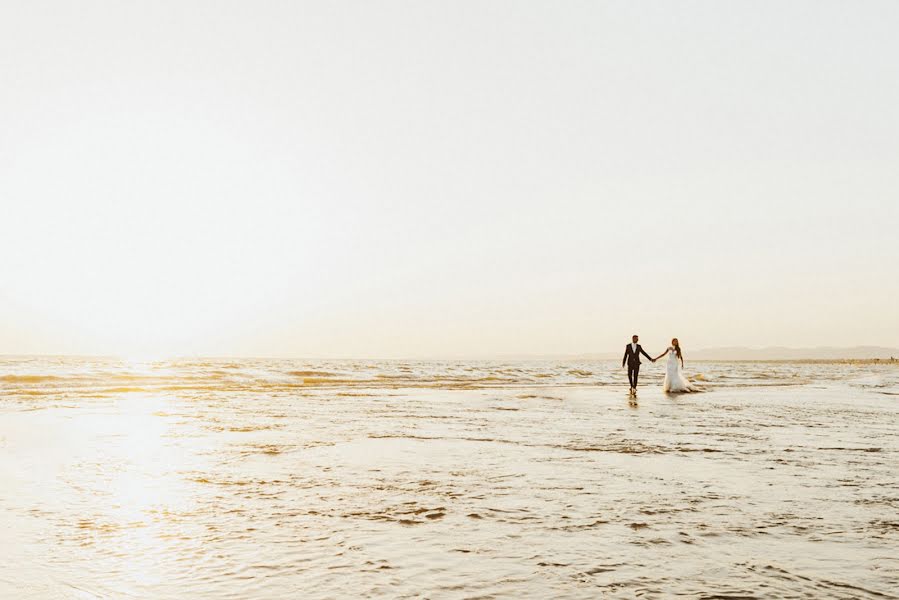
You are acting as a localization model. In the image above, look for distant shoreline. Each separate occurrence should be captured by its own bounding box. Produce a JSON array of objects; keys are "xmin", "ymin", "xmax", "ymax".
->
[
  {"xmin": 587, "ymin": 357, "xmax": 899, "ymax": 365},
  {"xmin": 0, "ymin": 354, "xmax": 898, "ymax": 365},
  {"xmin": 692, "ymin": 358, "xmax": 899, "ymax": 365}
]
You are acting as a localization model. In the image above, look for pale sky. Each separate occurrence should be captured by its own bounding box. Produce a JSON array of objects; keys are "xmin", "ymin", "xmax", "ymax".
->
[{"xmin": 1, "ymin": 1, "xmax": 897, "ymax": 358}]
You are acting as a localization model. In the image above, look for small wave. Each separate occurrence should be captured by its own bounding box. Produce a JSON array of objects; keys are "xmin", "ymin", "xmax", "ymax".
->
[
  {"xmin": 0, "ymin": 374, "xmax": 65, "ymax": 383},
  {"xmin": 567, "ymin": 369, "xmax": 593, "ymax": 377},
  {"xmin": 97, "ymin": 386, "xmax": 151, "ymax": 394},
  {"xmin": 564, "ymin": 442, "xmax": 666, "ymax": 454},
  {"xmin": 516, "ymin": 394, "xmax": 563, "ymax": 401},
  {"xmin": 302, "ymin": 377, "xmax": 362, "ymax": 385},
  {"xmin": 287, "ymin": 371, "xmax": 337, "ymax": 378},
  {"xmin": 5, "ymin": 389, "xmax": 62, "ymax": 396}
]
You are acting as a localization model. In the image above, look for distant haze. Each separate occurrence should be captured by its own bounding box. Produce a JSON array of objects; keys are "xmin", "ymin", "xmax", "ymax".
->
[
  {"xmin": 546, "ymin": 346, "xmax": 899, "ymax": 362},
  {"xmin": 1, "ymin": 1, "xmax": 898, "ymax": 358},
  {"xmin": 686, "ymin": 346, "xmax": 899, "ymax": 361}
]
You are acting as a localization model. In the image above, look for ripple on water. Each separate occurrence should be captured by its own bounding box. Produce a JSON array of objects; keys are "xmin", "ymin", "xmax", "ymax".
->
[{"xmin": 1, "ymin": 359, "xmax": 898, "ymax": 599}]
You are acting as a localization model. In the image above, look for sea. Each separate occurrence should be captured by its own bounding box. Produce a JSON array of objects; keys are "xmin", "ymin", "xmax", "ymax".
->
[{"xmin": 1, "ymin": 356, "xmax": 897, "ymax": 599}]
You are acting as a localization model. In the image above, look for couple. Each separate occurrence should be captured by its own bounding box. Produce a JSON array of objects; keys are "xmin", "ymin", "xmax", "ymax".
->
[{"xmin": 622, "ymin": 334, "xmax": 698, "ymax": 395}]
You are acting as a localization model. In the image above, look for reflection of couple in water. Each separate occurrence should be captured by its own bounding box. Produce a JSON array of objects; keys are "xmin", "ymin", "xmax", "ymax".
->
[{"xmin": 622, "ymin": 334, "xmax": 699, "ymax": 397}]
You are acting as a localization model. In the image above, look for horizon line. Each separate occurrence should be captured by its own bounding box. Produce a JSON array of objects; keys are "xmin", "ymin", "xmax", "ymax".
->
[{"xmin": 1, "ymin": 344, "xmax": 898, "ymax": 362}]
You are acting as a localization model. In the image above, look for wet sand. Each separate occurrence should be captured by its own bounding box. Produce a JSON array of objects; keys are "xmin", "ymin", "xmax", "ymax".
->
[{"xmin": 1, "ymin": 360, "xmax": 898, "ymax": 598}]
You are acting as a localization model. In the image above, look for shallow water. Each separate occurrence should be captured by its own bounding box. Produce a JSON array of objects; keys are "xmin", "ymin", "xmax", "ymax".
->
[{"xmin": 2, "ymin": 358, "xmax": 898, "ymax": 598}]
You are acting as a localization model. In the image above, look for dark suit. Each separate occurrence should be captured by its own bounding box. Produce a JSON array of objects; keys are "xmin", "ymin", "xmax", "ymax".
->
[{"xmin": 622, "ymin": 343, "xmax": 653, "ymax": 389}]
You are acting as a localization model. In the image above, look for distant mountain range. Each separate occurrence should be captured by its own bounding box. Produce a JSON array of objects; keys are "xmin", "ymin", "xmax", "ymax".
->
[{"xmin": 498, "ymin": 346, "xmax": 899, "ymax": 361}]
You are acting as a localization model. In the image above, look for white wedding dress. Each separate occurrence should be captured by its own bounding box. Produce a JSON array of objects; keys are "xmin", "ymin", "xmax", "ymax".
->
[{"xmin": 663, "ymin": 347, "xmax": 698, "ymax": 393}]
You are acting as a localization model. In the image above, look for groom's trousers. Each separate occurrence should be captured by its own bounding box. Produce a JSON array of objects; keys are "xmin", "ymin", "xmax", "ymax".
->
[{"xmin": 628, "ymin": 364, "xmax": 639, "ymax": 388}]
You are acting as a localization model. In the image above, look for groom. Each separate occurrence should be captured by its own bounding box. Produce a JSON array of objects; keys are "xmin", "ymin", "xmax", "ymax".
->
[{"xmin": 622, "ymin": 334, "xmax": 654, "ymax": 395}]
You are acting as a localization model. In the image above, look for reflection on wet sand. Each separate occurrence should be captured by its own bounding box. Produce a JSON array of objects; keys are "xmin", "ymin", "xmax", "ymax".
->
[{"xmin": 1, "ymin": 358, "xmax": 898, "ymax": 598}]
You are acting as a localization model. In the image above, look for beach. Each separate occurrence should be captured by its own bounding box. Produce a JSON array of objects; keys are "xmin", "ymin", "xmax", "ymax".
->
[{"xmin": 1, "ymin": 358, "xmax": 897, "ymax": 599}]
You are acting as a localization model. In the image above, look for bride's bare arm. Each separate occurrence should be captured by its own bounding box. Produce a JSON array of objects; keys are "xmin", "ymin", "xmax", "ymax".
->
[{"xmin": 653, "ymin": 349, "xmax": 669, "ymax": 361}]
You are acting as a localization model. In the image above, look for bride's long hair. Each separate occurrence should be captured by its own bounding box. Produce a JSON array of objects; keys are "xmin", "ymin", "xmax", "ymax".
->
[{"xmin": 672, "ymin": 338, "xmax": 682, "ymax": 359}]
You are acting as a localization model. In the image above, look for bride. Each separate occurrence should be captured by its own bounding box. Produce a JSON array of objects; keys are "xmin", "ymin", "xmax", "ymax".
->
[{"xmin": 654, "ymin": 338, "xmax": 699, "ymax": 393}]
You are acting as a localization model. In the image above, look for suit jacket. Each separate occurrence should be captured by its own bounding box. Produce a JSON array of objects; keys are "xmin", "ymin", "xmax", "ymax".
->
[{"xmin": 623, "ymin": 343, "xmax": 652, "ymax": 368}]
